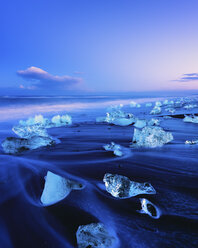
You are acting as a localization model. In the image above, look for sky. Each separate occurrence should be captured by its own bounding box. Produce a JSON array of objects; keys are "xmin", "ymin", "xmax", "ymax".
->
[{"xmin": 1, "ymin": 0, "xmax": 198, "ymax": 95}]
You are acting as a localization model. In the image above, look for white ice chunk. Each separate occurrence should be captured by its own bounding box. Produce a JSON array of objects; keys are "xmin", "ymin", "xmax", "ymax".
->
[
  {"xmin": 76, "ymin": 223, "xmax": 116, "ymax": 248},
  {"xmin": 147, "ymin": 118, "xmax": 160, "ymax": 126},
  {"xmin": 51, "ymin": 114, "xmax": 72, "ymax": 127},
  {"xmin": 132, "ymin": 126, "xmax": 173, "ymax": 148},
  {"xmin": 155, "ymin": 101, "xmax": 162, "ymax": 107},
  {"xmin": 145, "ymin": 103, "xmax": 152, "ymax": 107},
  {"xmin": 41, "ymin": 171, "xmax": 84, "ymax": 206},
  {"xmin": 184, "ymin": 104, "xmax": 197, "ymax": 109},
  {"xmin": 139, "ymin": 198, "xmax": 161, "ymax": 219},
  {"xmin": 103, "ymin": 142, "xmax": 123, "ymax": 157},
  {"xmin": 183, "ymin": 115, "xmax": 198, "ymax": 123},
  {"xmin": 97, "ymin": 105, "xmax": 136, "ymax": 126},
  {"xmin": 163, "ymin": 99, "xmax": 169, "ymax": 105},
  {"xmin": 130, "ymin": 101, "xmax": 137, "ymax": 108},
  {"xmin": 165, "ymin": 108, "xmax": 176, "ymax": 114},
  {"xmin": 150, "ymin": 106, "xmax": 161, "ymax": 115},
  {"xmin": 2, "ymin": 136, "xmax": 55, "ymax": 154},
  {"xmin": 134, "ymin": 119, "xmax": 147, "ymax": 128},
  {"xmin": 103, "ymin": 173, "xmax": 156, "ymax": 199},
  {"xmin": 12, "ymin": 124, "xmax": 49, "ymax": 139},
  {"xmin": 185, "ymin": 139, "xmax": 198, "ymax": 145}
]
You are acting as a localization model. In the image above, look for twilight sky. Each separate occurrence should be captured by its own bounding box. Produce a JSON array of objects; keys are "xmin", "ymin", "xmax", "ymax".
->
[{"xmin": 1, "ymin": 0, "xmax": 198, "ymax": 94}]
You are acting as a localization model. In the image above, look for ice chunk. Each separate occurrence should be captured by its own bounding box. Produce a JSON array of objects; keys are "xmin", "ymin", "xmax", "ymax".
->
[
  {"xmin": 155, "ymin": 101, "xmax": 162, "ymax": 107},
  {"xmin": 103, "ymin": 142, "xmax": 123, "ymax": 157},
  {"xmin": 97, "ymin": 105, "xmax": 136, "ymax": 126},
  {"xmin": 185, "ymin": 139, "xmax": 198, "ymax": 145},
  {"xmin": 134, "ymin": 119, "xmax": 147, "ymax": 128},
  {"xmin": 2, "ymin": 136, "xmax": 55, "ymax": 154},
  {"xmin": 183, "ymin": 115, "xmax": 198, "ymax": 123},
  {"xmin": 163, "ymin": 99, "xmax": 169, "ymax": 105},
  {"xmin": 165, "ymin": 108, "xmax": 176, "ymax": 114},
  {"xmin": 136, "ymin": 103, "xmax": 141, "ymax": 108},
  {"xmin": 19, "ymin": 114, "xmax": 50, "ymax": 126},
  {"xmin": 130, "ymin": 101, "xmax": 137, "ymax": 108},
  {"xmin": 150, "ymin": 106, "xmax": 161, "ymax": 115},
  {"xmin": 51, "ymin": 114, "xmax": 72, "ymax": 127},
  {"xmin": 12, "ymin": 124, "xmax": 49, "ymax": 139},
  {"xmin": 163, "ymin": 116, "xmax": 172, "ymax": 119},
  {"xmin": 76, "ymin": 223, "xmax": 115, "ymax": 248},
  {"xmin": 103, "ymin": 173, "xmax": 156, "ymax": 199},
  {"xmin": 132, "ymin": 126, "xmax": 173, "ymax": 148},
  {"xmin": 139, "ymin": 198, "xmax": 161, "ymax": 219},
  {"xmin": 147, "ymin": 118, "xmax": 160, "ymax": 126},
  {"xmin": 41, "ymin": 171, "xmax": 84, "ymax": 206},
  {"xmin": 145, "ymin": 102, "xmax": 152, "ymax": 107},
  {"xmin": 18, "ymin": 114, "xmax": 72, "ymax": 129},
  {"xmin": 184, "ymin": 104, "xmax": 197, "ymax": 109}
]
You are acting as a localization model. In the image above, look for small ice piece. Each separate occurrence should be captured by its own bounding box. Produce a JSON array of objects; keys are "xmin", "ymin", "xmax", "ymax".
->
[
  {"xmin": 134, "ymin": 119, "xmax": 147, "ymax": 128},
  {"xmin": 41, "ymin": 171, "xmax": 84, "ymax": 206},
  {"xmin": 103, "ymin": 173, "xmax": 156, "ymax": 199},
  {"xmin": 103, "ymin": 142, "xmax": 123, "ymax": 156},
  {"xmin": 2, "ymin": 136, "xmax": 55, "ymax": 154},
  {"xmin": 185, "ymin": 139, "xmax": 198, "ymax": 145},
  {"xmin": 19, "ymin": 114, "xmax": 50, "ymax": 126},
  {"xmin": 165, "ymin": 108, "xmax": 176, "ymax": 114},
  {"xmin": 130, "ymin": 101, "xmax": 137, "ymax": 108},
  {"xmin": 145, "ymin": 103, "xmax": 152, "ymax": 107},
  {"xmin": 184, "ymin": 104, "xmax": 197, "ymax": 109},
  {"xmin": 163, "ymin": 116, "xmax": 172, "ymax": 119},
  {"xmin": 163, "ymin": 99, "xmax": 169, "ymax": 105},
  {"xmin": 76, "ymin": 223, "xmax": 115, "ymax": 248},
  {"xmin": 111, "ymin": 117, "xmax": 135, "ymax": 126},
  {"xmin": 155, "ymin": 101, "xmax": 162, "ymax": 107},
  {"xmin": 97, "ymin": 105, "xmax": 136, "ymax": 126},
  {"xmin": 132, "ymin": 126, "xmax": 173, "ymax": 148},
  {"xmin": 51, "ymin": 114, "xmax": 72, "ymax": 127},
  {"xmin": 183, "ymin": 115, "xmax": 198, "ymax": 123},
  {"xmin": 136, "ymin": 103, "xmax": 141, "ymax": 108},
  {"xmin": 139, "ymin": 198, "xmax": 160, "ymax": 219},
  {"xmin": 150, "ymin": 106, "xmax": 161, "ymax": 115},
  {"xmin": 147, "ymin": 118, "xmax": 160, "ymax": 126},
  {"xmin": 174, "ymin": 100, "xmax": 183, "ymax": 108},
  {"xmin": 12, "ymin": 124, "xmax": 49, "ymax": 139}
]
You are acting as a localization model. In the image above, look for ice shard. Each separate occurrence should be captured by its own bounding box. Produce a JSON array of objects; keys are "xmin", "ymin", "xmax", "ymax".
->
[
  {"xmin": 76, "ymin": 223, "xmax": 115, "ymax": 248},
  {"xmin": 103, "ymin": 173, "xmax": 156, "ymax": 199}
]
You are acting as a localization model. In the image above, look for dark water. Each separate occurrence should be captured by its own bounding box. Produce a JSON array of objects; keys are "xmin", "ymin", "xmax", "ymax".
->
[{"xmin": 0, "ymin": 95, "xmax": 198, "ymax": 248}]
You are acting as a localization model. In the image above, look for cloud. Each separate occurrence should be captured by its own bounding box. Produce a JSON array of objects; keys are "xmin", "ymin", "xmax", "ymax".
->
[
  {"xmin": 17, "ymin": 66, "xmax": 83, "ymax": 90},
  {"xmin": 176, "ymin": 73, "xmax": 198, "ymax": 82}
]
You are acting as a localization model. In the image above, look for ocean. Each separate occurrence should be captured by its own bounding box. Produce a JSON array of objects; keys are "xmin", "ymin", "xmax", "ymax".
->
[{"xmin": 0, "ymin": 94, "xmax": 198, "ymax": 248}]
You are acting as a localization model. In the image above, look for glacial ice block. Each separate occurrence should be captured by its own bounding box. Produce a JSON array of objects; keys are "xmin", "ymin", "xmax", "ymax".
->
[
  {"xmin": 132, "ymin": 126, "xmax": 173, "ymax": 148},
  {"xmin": 155, "ymin": 101, "xmax": 162, "ymax": 107},
  {"xmin": 183, "ymin": 115, "xmax": 198, "ymax": 123},
  {"xmin": 41, "ymin": 171, "xmax": 84, "ymax": 206},
  {"xmin": 185, "ymin": 139, "xmax": 198, "ymax": 145},
  {"xmin": 103, "ymin": 173, "xmax": 156, "ymax": 199},
  {"xmin": 145, "ymin": 102, "xmax": 152, "ymax": 107},
  {"xmin": 133, "ymin": 119, "xmax": 147, "ymax": 128},
  {"xmin": 12, "ymin": 124, "xmax": 49, "ymax": 139},
  {"xmin": 1, "ymin": 136, "xmax": 55, "ymax": 154},
  {"xmin": 17, "ymin": 114, "xmax": 72, "ymax": 129},
  {"xmin": 150, "ymin": 106, "xmax": 161, "ymax": 115},
  {"xmin": 51, "ymin": 114, "xmax": 72, "ymax": 127},
  {"xmin": 76, "ymin": 223, "xmax": 115, "ymax": 248},
  {"xmin": 103, "ymin": 142, "xmax": 123, "ymax": 157},
  {"xmin": 139, "ymin": 198, "xmax": 161, "ymax": 219},
  {"xmin": 165, "ymin": 108, "xmax": 176, "ymax": 114},
  {"xmin": 184, "ymin": 104, "xmax": 197, "ymax": 109},
  {"xmin": 96, "ymin": 105, "xmax": 136, "ymax": 126}
]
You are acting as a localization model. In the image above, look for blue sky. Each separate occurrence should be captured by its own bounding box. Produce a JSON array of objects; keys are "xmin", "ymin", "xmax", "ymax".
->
[{"xmin": 1, "ymin": 0, "xmax": 198, "ymax": 94}]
